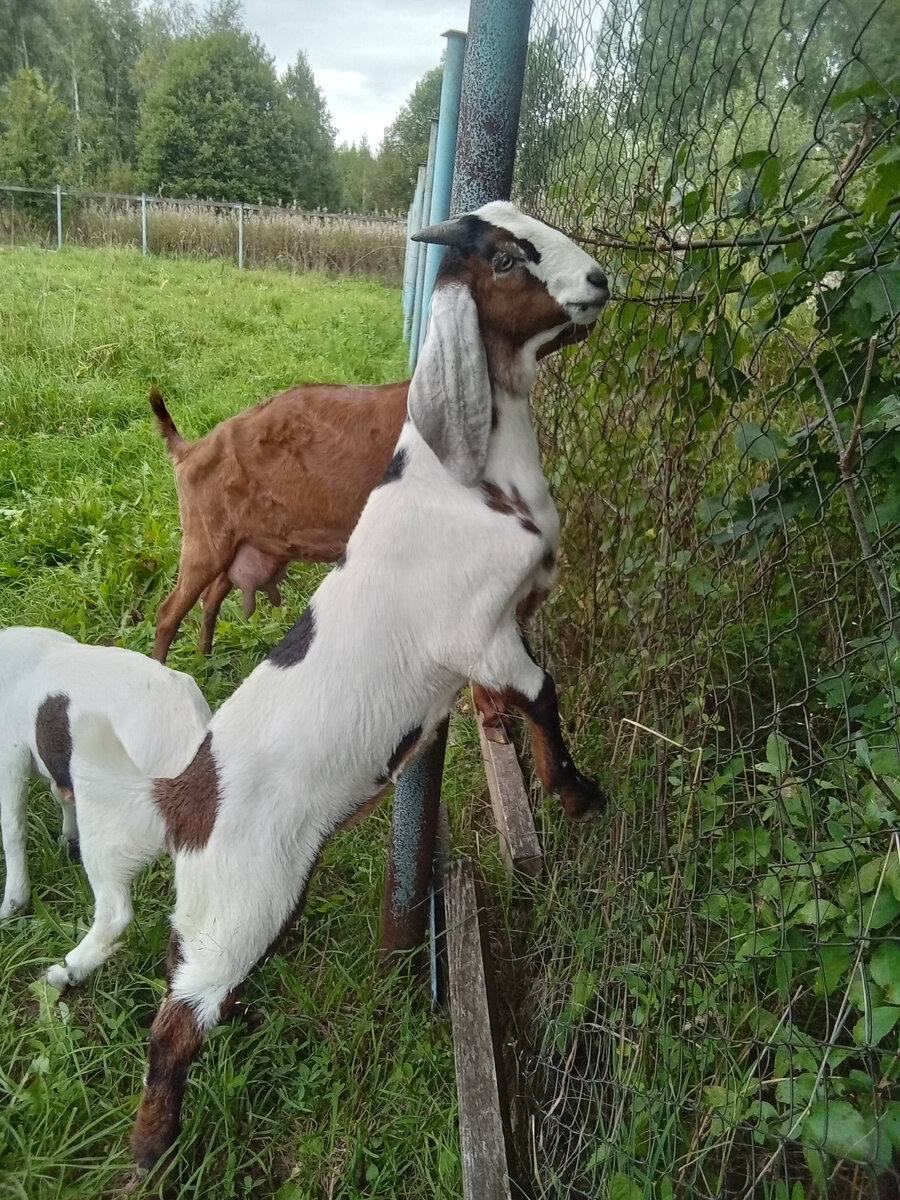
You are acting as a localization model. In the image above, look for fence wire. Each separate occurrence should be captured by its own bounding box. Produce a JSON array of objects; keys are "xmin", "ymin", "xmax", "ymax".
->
[{"xmin": 514, "ymin": 0, "xmax": 900, "ymax": 1196}]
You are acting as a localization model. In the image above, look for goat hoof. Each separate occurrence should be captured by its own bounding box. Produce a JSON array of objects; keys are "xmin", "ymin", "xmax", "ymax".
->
[
  {"xmin": 63, "ymin": 838, "xmax": 81, "ymax": 863},
  {"xmin": 482, "ymin": 721, "xmax": 509, "ymax": 745},
  {"xmin": 561, "ymin": 776, "xmax": 608, "ymax": 822},
  {"xmin": 0, "ymin": 897, "xmax": 29, "ymax": 919},
  {"xmin": 45, "ymin": 964, "xmax": 75, "ymax": 991}
]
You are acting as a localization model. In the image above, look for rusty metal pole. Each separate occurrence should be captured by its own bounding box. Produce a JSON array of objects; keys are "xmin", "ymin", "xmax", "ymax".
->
[
  {"xmin": 379, "ymin": 719, "xmax": 450, "ymax": 969},
  {"xmin": 379, "ymin": 2, "xmax": 533, "ymax": 987},
  {"xmin": 450, "ymin": 0, "xmax": 533, "ymax": 215}
]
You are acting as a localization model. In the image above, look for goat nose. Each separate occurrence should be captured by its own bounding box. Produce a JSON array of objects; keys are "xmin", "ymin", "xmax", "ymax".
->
[{"xmin": 588, "ymin": 269, "xmax": 608, "ymax": 292}]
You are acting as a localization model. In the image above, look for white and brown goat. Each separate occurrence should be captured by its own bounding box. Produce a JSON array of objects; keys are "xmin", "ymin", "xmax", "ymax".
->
[
  {"xmin": 72, "ymin": 201, "xmax": 610, "ymax": 1168},
  {"xmin": 0, "ymin": 627, "xmax": 211, "ymax": 988}
]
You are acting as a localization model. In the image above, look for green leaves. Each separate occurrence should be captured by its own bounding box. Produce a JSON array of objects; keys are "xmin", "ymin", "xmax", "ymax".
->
[{"xmin": 734, "ymin": 422, "xmax": 789, "ymax": 462}]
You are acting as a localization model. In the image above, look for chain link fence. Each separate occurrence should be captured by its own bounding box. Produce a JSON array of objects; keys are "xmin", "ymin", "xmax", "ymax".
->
[{"xmin": 514, "ymin": 0, "xmax": 899, "ymax": 1196}]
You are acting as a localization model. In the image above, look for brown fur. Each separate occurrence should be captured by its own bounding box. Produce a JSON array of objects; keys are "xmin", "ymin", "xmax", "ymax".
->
[
  {"xmin": 482, "ymin": 481, "xmax": 541, "ymax": 536},
  {"xmin": 497, "ymin": 674, "xmax": 606, "ymax": 821},
  {"xmin": 35, "ymin": 694, "xmax": 73, "ymax": 793},
  {"xmin": 153, "ymin": 733, "xmax": 219, "ymax": 851},
  {"xmin": 131, "ymin": 996, "xmax": 206, "ymax": 1169},
  {"xmin": 150, "ymin": 381, "xmax": 411, "ymax": 661}
]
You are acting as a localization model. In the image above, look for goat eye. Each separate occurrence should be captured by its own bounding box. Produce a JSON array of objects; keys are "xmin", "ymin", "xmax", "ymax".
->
[{"xmin": 494, "ymin": 252, "xmax": 517, "ymax": 273}]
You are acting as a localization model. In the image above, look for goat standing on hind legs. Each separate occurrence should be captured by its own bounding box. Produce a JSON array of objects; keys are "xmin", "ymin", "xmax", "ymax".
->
[{"xmin": 72, "ymin": 201, "xmax": 610, "ymax": 1171}]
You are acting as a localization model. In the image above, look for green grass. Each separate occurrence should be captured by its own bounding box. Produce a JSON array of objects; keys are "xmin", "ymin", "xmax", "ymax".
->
[{"xmin": 0, "ymin": 246, "xmax": 468, "ymax": 1199}]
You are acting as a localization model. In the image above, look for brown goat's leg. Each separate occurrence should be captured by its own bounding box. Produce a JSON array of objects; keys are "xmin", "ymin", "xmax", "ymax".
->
[
  {"xmin": 506, "ymin": 672, "xmax": 607, "ymax": 821},
  {"xmin": 198, "ymin": 573, "xmax": 232, "ymax": 655},
  {"xmin": 152, "ymin": 563, "xmax": 223, "ymax": 662}
]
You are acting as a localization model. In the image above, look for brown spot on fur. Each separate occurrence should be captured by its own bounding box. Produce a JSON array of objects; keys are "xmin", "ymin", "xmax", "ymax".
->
[
  {"xmin": 131, "ymin": 997, "xmax": 205, "ymax": 1169},
  {"xmin": 482, "ymin": 481, "xmax": 541, "ymax": 536},
  {"xmin": 497, "ymin": 673, "xmax": 607, "ymax": 821},
  {"xmin": 164, "ymin": 930, "xmax": 182, "ymax": 986},
  {"xmin": 35, "ymin": 694, "xmax": 73, "ymax": 792},
  {"xmin": 387, "ymin": 724, "xmax": 423, "ymax": 779},
  {"xmin": 154, "ymin": 733, "xmax": 219, "ymax": 852},
  {"xmin": 269, "ymin": 605, "xmax": 316, "ymax": 669},
  {"xmin": 516, "ymin": 586, "xmax": 550, "ymax": 624}
]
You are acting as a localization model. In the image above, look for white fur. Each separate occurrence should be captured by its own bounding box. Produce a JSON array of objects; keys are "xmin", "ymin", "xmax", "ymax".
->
[
  {"xmin": 0, "ymin": 627, "xmax": 210, "ymax": 988},
  {"xmin": 74, "ymin": 206, "xmax": 607, "ymax": 1035}
]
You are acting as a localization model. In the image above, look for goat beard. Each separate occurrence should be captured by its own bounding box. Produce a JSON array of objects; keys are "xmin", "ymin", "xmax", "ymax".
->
[{"xmin": 536, "ymin": 321, "xmax": 594, "ymax": 361}]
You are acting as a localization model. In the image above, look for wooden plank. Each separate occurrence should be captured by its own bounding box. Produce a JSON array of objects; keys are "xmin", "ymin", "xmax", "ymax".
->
[
  {"xmin": 477, "ymin": 714, "xmax": 542, "ymax": 877},
  {"xmin": 445, "ymin": 858, "xmax": 513, "ymax": 1200}
]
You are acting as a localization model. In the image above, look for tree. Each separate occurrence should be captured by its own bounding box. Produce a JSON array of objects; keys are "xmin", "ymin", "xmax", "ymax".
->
[
  {"xmin": 281, "ymin": 49, "xmax": 338, "ymax": 208},
  {"xmin": 138, "ymin": 30, "xmax": 308, "ymax": 203},
  {"xmin": 371, "ymin": 65, "xmax": 442, "ymax": 212},
  {"xmin": 335, "ymin": 137, "xmax": 376, "ymax": 212},
  {"xmin": 0, "ymin": 67, "xmax": 71, "ymax": 186}
]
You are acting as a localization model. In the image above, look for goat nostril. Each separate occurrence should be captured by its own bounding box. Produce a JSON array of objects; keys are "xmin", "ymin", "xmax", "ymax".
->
[{"xmin": 588, "ymin": 270, "xmax": 608, "ymax": 293}]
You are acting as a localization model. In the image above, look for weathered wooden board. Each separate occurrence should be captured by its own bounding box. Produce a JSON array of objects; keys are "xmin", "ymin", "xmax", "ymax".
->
[
  {"xmin": 445, "ymin": 858, "xmax": 513, "ymax": 1200},
  {"xmin": 477, "ymin": 714, "xmax": 542, "ymax": 877}
]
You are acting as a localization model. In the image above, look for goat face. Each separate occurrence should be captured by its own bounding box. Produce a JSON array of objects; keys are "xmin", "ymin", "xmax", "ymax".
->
[{"xmin": 414, "ymin": 201, "xmax": 609, "ymax": 356}]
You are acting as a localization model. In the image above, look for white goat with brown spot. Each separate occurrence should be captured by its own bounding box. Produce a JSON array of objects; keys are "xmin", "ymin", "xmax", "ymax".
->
[
  {"xmin": 72, "ymin": 201, "xmax": 610, "ymax": 1169},
  {"xmin": 0, "ymin": 627, "xmax": 210, "ymax": 988}
]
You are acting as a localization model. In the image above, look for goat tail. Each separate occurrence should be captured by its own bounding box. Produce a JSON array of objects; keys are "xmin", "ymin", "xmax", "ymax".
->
[
  {"xmin": 149, "ymin": 387, "xmax": 188, "ymax": 459},
  {"xmin": 69, "ymin": 712, "xmax": 154, "ymax": 818}
]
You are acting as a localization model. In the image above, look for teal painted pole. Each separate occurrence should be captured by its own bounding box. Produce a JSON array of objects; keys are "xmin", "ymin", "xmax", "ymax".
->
[
  {"xmin": 402, "ymin": 166, "xmax": 426, "ymax": 343},
  {"xmin": 408, "ymin": 118, "xmax": 439, "ymax": 371},
  {"xmin": 450, "ymin": 0, "xmax": 533, "ymax": 214},
  {"xmin": 418, "ymin": 30, "xmax": 467, "ymax": 358}
]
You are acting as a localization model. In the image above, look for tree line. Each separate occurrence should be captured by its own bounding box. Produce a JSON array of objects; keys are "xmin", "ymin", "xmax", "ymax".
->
[{"xmin": 0, "ymin": 0, "xmax": 441, "ymax": 213}]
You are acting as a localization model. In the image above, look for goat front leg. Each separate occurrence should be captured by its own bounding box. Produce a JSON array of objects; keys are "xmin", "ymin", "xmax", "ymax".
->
[{"xmin": 472, "ymin": 628, "xmax": 607, "ymax": 822}]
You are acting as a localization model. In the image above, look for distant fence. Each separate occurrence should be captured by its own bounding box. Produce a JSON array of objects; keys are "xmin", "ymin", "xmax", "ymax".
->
[{"xmin": 0, "ymin": 184, "xmax": 406, "ymax": 285}]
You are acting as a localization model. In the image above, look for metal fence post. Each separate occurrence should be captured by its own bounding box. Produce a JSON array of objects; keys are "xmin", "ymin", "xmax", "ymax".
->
[
  {"xmin": 408, "ymin": 118, "xmax": 439, "ymax": 371},
  {"xmin": 418, "ymin": 29, "xmax": 467, "ymax": 358},
  {"xmin": 450, "ymin": 0, "xmax": 533, "ymax": 213},
  {"xmin": 379, "ymin": 719, "xmax": 450, "ymax": 970},
  {"xmin": 55, "ymin": 184, "xmax": 62, "ymax": 250},
  {"xmin": 141, "ymin": 193, "xmax": 147, "ymax": 256},
  {"xmin": 237, "ymin": 203, "xmax": 244, "ymax": 269},
  {"xmin": 402, "ymin": 167, "xmax": 426, "ymax": 343}
]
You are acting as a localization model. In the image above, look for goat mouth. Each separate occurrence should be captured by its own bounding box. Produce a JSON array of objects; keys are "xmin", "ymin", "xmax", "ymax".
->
[{"xmin": 567, "ymin": 298, "xmax": 609, "ymax": 323}]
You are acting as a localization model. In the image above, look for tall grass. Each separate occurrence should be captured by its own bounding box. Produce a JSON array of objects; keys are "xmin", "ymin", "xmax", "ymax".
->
[
  {"xmin": 0, "ymin": 248, "xmax": 467, "ymax": 1199},
  {"xmin": 0, "ymin": 194, "xmax": 406, "ymax": 285}
]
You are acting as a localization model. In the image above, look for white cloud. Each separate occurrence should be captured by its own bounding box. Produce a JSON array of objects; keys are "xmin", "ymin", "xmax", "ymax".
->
[{"xmin": 242, "ymin": 0, "xmax": 470, "ymax": 146}]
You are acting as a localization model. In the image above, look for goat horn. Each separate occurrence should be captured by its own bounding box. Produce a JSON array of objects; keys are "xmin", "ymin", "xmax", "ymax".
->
[{"xmin": 412, "ymin": 217, "xmax": 471, "ymax": 247}]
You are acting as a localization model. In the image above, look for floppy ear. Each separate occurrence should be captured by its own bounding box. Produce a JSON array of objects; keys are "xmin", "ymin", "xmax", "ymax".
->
[{"xmin": 407, "ymin": 284, "xmax": 492, "ymax": 487}]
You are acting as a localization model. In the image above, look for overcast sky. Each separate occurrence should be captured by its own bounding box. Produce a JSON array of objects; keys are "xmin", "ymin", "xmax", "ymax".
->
[{"xmin": 241, "ymin": 1, "xmax": 471, "ymax": 148}]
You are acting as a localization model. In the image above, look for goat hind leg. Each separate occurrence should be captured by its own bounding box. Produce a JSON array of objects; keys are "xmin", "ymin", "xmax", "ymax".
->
[
  {"xmin": 198, "ymin": 573, "xmax": 232, "ymax": 655},
  {"xmin": 45, "ymin": 835, "xmax": 136, "ymax": 989},
  {"xmin": 472, "ymin": 630, "xmax": 606, "ymax": 822},
  {"xmin": 0, "ymin": 763, "xmax": 30, "ymax": 917},
  {"xmin": 153, "ymin": 561, "xmax": 224, "ymax": 662},
  {"xmin": 132, "ymin": 873, "xmax": 306, "ymax": 1168}
]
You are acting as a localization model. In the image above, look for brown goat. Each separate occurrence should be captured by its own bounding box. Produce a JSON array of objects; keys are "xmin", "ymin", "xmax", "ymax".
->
[
  {"xmin": 149, "ymin": 382, "xmax": 409, "ymax": 662},
  {"xmin": 149, "ymin": 324, "xmax": 590, "ymax": 665}
]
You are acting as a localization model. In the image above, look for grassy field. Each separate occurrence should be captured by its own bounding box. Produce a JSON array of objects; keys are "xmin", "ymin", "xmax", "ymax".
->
[
  {"xmin": 0, "ymin": 247, "xmax": 485, "ymax": 1199},
  {"xmin": 0, "ymin": 201, "xmax": 407, "ymax": 287}
]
